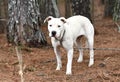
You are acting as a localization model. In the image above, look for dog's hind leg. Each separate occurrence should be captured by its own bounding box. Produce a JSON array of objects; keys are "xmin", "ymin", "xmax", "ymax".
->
[
  {"xmin": 66, "ymin": 48, "xmax": 74, "ymax": 75},
  {"xmin": 75, "ymin": 40, "xmax": 83, "ymax": 63},
  {"xmin": 87, "ymin": 36, "xmax": 94, "ymax": 67}
]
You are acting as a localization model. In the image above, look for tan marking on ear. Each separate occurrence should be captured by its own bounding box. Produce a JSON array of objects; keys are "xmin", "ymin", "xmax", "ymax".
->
[
  {"xmin": 44, "ymin": 16, "xmax": 53, "ymax": 23},
  {"xmin": 60, "ymin": 17, "xmax": 66, "ymax": 23}
]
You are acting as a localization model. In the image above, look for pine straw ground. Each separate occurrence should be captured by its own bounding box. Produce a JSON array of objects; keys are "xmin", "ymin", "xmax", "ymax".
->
[{"xmin": 0, "ymin": 18, "xmax": 120, "ymax": 82}]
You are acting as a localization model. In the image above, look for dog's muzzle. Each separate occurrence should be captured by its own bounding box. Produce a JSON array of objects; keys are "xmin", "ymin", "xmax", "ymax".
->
[{"xmin": 51, "ymin": 30, "xmax": 65, "ymax": 43}]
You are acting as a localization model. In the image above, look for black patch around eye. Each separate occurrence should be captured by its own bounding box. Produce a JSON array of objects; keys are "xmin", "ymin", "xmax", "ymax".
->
[
  {"xmin": 49, "ymin": 25, "xmax": 52, "ymax": 27},
  {"xmin": 58, "ymin": 25, "xmax": 61, "ymax": 27}
]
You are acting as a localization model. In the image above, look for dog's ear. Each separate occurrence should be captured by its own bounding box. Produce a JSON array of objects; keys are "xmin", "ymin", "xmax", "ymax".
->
[
  {"xmin": 60, "ymin": 17, "xmax": 67, "ymax": 23},
  {"xmin": 44, "ymin": 16, "xmax": 53, "ymax": 23}
]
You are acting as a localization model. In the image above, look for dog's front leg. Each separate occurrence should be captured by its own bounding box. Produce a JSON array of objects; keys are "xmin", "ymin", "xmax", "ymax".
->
[
  {"xmin": 51, "ymin": 38, "xmax": 62, "ymax": 70},
  {"xmin": 54, "ymin": 47, "xmax": 62, "ymax": 70},
  {"xmin": 66, "ymin": 48, "xmax": 73, "ymax": 75}
]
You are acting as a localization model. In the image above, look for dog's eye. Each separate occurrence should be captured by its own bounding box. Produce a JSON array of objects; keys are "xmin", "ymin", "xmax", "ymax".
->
[
  {"xmin": 49, "ymin": 25, "xmax": 52, "ymax": 27},
  {"xmin": 58, "ymin": 25, "xmax": 61, "ymax": 28}
]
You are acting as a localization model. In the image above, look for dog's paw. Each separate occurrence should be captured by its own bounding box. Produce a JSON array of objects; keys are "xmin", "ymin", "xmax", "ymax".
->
[
  {"xmin": 56, "ymin": 67, "xmax": 61, "ymax": 70},
  {"xmin": 77, "ymin": 58, "xmax": 83, "ymax": 63},
  {"xmin": 56, "ymin": 65, "xmax": 62, "ymax": 70},
  {"xmin": 66, "ymin": 72, "xmax": 72, "ymax": 75},
  {"xmin": 66, "ymin": 70, "xmax": 72, "ymax": 75},
  {"xmin": 77, "ymin": 57, "xmax": 83, "ymax": 63},
  {"xmin": 88, "ymin": 60, "xmax": 94, "ymax": 67}
]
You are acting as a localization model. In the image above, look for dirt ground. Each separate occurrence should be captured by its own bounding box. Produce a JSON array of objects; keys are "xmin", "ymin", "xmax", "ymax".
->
[
  {"xmin": 0, "ymin": 17, "xmax": 120, "ymax": 82},
  {"xmin": 0, "ymin": 1, "xmax": 120, "ymax": 81}
]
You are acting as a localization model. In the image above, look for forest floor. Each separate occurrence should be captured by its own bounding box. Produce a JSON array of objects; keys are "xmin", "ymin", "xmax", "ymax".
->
[{"xmin": 0, "ymin": 18, "xmax": 120, "ymax": 82}]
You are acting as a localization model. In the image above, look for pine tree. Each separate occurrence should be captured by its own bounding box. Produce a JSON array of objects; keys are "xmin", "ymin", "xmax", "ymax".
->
[
  {"xmin": 71, "ymin": 0, "xmax": 91, "ymax": 21},
  {"xmin": 7, "ymin": 0, "xmax": 47, "ymax": 47},
  {"xmin": 65, "ymin": 0, "xmax": 71, "ymax": 18},
  {"xmin": 39, "ymin": 0, "xmax": 60, "ymax": 21},
  {"xmin": 104, "ymin": 0, "xmax": 116, "ymax": 17},
  {"xmin": 113, "ymin": 0, "xmax": 120, "ymax": 32},
  {"xmin": 113, "ymin": 0, "xmax": 120, "ymax": 21}
]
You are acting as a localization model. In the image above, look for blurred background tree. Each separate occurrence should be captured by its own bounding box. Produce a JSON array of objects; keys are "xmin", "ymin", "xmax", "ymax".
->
[
  {"xmin": 71, "ymin": 0, "xmax": 92, "ymax": 21},
  {"xmin": 65, "ymin": 0, "xmax": 71, "ymax": 18},
  {"xmin": 113, "ymin": 0, "xmax": 120, "ymax": 32},
  {"xmin": 113, "ymin": 0, "xmax": 120, "ymax": 21},
  {"xmin": 104, "ymin": 0, "xmax": 120, "ymax": 32},
  {"xmin": 39, "ymin": 0, "xmax": 60, "ymax": 22},
  {"xmin": 0, "ymin": 0, "xmax": 120, "ymax": 46},
  {"xmin": 0, "ymin": 0, "xmax": 7, "ymax": 33},
  {"xmin": 104, "ymin": 0, "xmax": 116, "ymax": 17},
  {"xmin": 7, "ymin": 0, "xmax": 47, "ymax": 47}
]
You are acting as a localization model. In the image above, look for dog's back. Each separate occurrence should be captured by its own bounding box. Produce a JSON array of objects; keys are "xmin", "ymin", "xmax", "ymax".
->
[
  {"xmin": 67, "ymin": 15, "xmax": 90, "ymax": 23},
  {"xmin": 66, "ymin": 15, "xmax": 94, "ymax": 40}
]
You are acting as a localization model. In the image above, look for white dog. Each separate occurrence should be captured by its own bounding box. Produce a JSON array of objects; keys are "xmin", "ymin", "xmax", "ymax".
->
[{"xmin": 44, "ymin": 15, "xmax": 94, "ymax": 75}]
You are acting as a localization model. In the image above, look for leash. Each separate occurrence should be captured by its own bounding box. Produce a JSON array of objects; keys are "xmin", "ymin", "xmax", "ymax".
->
[
  {"xmin": 78, "ymin": 47, "xmax": 120, "ymax": 51},
  {"xmin": 59, "ymin": 30, "xmax": 65, "ymax": 45},
  {"xmin": 48, "ymin": 45, "xmax": 120, "ymax": 51}
]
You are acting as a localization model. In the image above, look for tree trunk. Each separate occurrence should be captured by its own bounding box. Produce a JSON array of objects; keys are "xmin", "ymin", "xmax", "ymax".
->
[
  {"xmin": 45, "ymin": 0, "xmax": 60, "ymax": 17},
  {"xmin": 113, "ymin": 0, "xmax": 120, "ymax": 21},
  {"xmin": 7, "ymin": 0, "xmax": 47, "ymax": 47},
  {"xmin": 65, "ymin": 0, "xmax": 71, "ymax": 18},
  {"xmin": 0, "ymin": 0, "xmax": 8, "ymax": 33},
  {"xmin": 104, "ymin": 0, "xmax": 116, "ymax": 17},
  {"xmin": 90, "ymin": 0, "xmax": 94, "ymax": 23},
  {"xmin": 71, "ymin": 0, "xmax": 92, "ymax": 21},
  {"xmin": 39, "ymin": 0, "xmax": 60, "ymax": 22},
  {"xmin": 113, "ymin": 0, "xmax": 120, "ymax": 32}
]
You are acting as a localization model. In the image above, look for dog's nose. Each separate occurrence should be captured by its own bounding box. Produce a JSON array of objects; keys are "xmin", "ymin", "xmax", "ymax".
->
[{"xmin": 52, "ymin": 31, "xmax": 56, "ymax": 37}]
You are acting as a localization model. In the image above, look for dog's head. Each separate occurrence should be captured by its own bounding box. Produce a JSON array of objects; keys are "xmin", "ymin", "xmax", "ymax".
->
[{"xmin": 44, "ymin": 16, "xmax": 67, "ymax": 39}]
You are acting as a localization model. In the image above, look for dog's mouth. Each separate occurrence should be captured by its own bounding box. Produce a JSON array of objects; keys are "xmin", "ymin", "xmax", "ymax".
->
[
  {"xmin": 49, "ymin": 32, "xmax": 61, "ymax": 40},
  {"xmin": 51, "ymin": 34, "xmax": 60, "ymax": 39},
  {"xmin": 51, "ymin": 35, "xmax": 56, "ymax": 37},
  {"xmin": 52, "ymin": 30, "xmax": 65, "ymax": 41}
]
